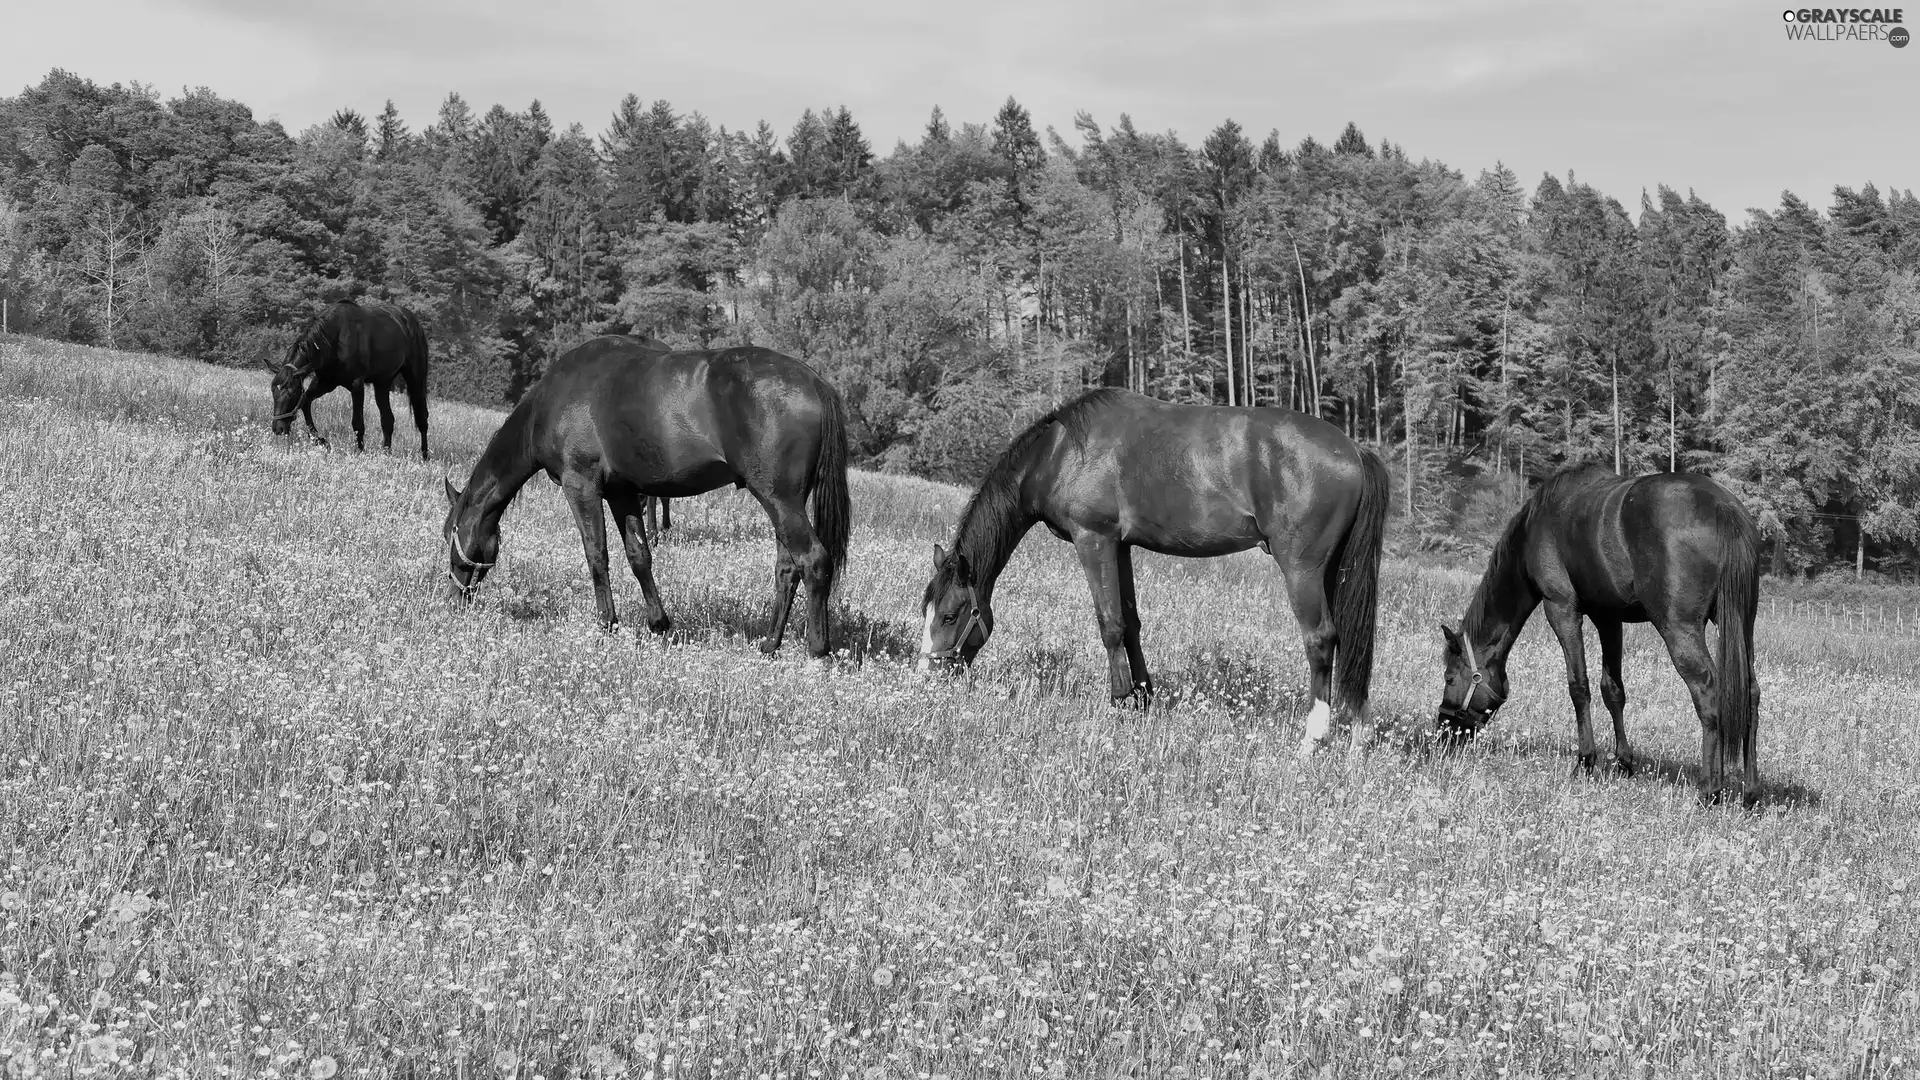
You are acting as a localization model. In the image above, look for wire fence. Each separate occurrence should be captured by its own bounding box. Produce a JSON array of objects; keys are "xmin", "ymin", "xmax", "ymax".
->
[{"xmin": 1765, "ymin": 596, "xmax": 1920, "ymax": 636}]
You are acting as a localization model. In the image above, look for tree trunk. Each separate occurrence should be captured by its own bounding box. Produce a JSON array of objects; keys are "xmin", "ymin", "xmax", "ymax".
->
[
  {"xmin": 1611, "ymin": 349, "xmax": 1622, "ymax": 474},
  {"xmin": 1222, "ymin": 256, "xmax": 1235, "ymax": 406},
  {"xmin": 1177, "ymin": 236, "xmax": 1192, "ymax": 368},
  {"xmin": 1291, "ymin": 238, "xmax": 1319, "ymax": 417}
]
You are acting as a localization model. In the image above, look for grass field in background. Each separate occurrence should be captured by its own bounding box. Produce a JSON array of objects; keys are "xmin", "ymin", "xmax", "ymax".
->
[{"xmin": 0, "ymin": 336, "xmax": 1916, "ymax": 1079}]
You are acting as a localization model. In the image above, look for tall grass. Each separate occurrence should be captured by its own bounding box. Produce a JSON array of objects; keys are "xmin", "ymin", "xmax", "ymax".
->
[{"xmin": 0, "ymin": 337, "xmax": 1915, "ymax": 1079}]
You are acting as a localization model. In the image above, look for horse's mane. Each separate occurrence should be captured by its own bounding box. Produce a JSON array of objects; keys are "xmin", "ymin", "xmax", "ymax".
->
[
  {"xmin": 1461, "ymin": 495, "xmax": 1535, "ymax": 636},
  {"xmin": 939, "ymin": 387, "xmax": 1130, "ymax": 591},
  {"xmin": 1462, "ymin": 462, "xmax": 1617, "ymax": 634},
  {"xmin": 285, "ymin": 302, "xmax": 351, "ymax": 370}
]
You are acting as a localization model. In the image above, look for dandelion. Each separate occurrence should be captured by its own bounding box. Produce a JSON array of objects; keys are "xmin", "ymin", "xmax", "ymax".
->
[
  {"xmin": 309, "ymin": 1056, "xmax": 339, "ymax": 1079},
  {"xmin": 1383, "ymin": 975, "xmax": 1405, "ymax": 996},
  {"xmin": 872, "ymin": 965, "xmax": 895, "ymax": 989},
  {"xmin": 0, "ymin": 891, "xmax": 22, "ymax": 912},
  {"xmin": 95, "ymin": 959, "xmax": 116, "ymax": 978},
  {"xmin": 1031, "ymin": 1017, "xmax": 1049, "ymax": 1038},
  {"xmin": 494, "ymin": 1049, "xmax": 520, "ymax": 1074},
  {"xmin": 356, "ymin": 871, "xmax": 377, "ymax": 888},
  {"xmin": 324, "ymin": 765, "xmax": 346, "ymax": 784},
  {"xmin": 1179, "ymin": 1010, "xmax": 1206, "ymax": 1035},
  {"xmin": 1589, "ymin": 1033, "xmax": 1613, "ymax": 1052},
  {"xmin": 584, "ymin": 1045, "xmax": 617, "ymax": 1071},
  {"xmin": 308, "ymin": 829, "xmax": 329, "ymax": 847}
]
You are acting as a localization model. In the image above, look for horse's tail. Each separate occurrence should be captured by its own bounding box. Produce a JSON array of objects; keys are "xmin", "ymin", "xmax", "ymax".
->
[
  {"xmin": 810, "ymin": 379, "xmax": 852, "ymax": 589},
  {"xmin": 1330, "ymin": 447, "xmax": 1390, "ymax": 721},
  {"xmin": 1715, "ymin": 499, "xmax": 1760, "ymax": 778},
  {"xmin": 404, "ymin": 307, "xmax": 430, "ymax": 394}
]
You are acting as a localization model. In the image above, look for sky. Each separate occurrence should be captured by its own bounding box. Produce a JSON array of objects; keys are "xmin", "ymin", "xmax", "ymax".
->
[{"xmin": 2, "ymin": 0, "xmax": 1914, "ymax": 222}]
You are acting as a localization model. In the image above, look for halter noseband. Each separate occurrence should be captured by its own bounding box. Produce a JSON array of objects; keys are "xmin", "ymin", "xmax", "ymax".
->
[{"xmin": 447, "ymin": 527, "xmax": 495, "ymax": 593}]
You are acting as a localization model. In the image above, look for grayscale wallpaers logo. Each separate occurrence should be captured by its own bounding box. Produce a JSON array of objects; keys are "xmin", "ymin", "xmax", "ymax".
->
[{"xmin": 1782, "ymin": 7, "xmax": 1909, "ymax": 45}]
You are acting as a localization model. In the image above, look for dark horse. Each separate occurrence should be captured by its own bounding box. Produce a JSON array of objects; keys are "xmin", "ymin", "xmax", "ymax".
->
[
  {"xmin": 918, "ymin": 389, "xmax": 1390, "ymax": 755},
  {"xmin": 441, "ymin": 336, "xmax": 851, "ymax": 656},
  {"xmin": 269, "ymin": 300, "xmax": 431, "ymax": 459},
  {"xmin": 1436, "ymin": 466, "xmax": 1761, "ymax": 803}
]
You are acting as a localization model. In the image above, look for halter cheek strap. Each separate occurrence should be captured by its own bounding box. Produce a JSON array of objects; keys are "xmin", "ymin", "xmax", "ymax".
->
[
  {"xmin": 1459, "ymin": 631, "xmax": 1508, "ymax": 715},
  {"xmin": 928, "ymin": 602, "xmax": 985, "ymax": 661}
]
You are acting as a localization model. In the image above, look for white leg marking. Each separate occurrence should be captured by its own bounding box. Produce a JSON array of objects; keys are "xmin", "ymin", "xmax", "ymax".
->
[
  {"xmin": 1298, "ymin": 698, "xmax": 1333, "ymax": 755},
  {"xmin": 916, "ymin": 604, "xmax": 936, "ymax": 673}
]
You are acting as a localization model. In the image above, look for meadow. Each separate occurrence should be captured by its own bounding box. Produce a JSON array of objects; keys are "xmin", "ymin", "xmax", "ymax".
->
[{"xmin": 0, "ymin": 337, "xmax": 1916, "ymax": 1080}]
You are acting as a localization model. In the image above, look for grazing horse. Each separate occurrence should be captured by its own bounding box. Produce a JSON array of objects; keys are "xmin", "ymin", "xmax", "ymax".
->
[
  {"xmin": 268, "ymin": 299, "xmax": 431, "ymax": 459},
  {"xmin": 1435, "ymin": 466, "xmax": 1761, "ymax": 804},
  {"xmin": 441, "ymin": 336, "xmax": 851, "ymax": 656},
  {"xmin": 917, "ymin": 389, "xmax": 1390, "ymax": 756}
]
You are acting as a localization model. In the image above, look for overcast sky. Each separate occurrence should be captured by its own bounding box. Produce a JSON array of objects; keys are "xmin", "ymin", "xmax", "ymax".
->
[{"xmin": 3, "ymin": 0, "xmax": 1913, "ymax": 222}]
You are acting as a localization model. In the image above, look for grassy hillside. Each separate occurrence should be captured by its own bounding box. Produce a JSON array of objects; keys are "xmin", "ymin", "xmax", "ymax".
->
[{"xmin": 0, "ymin": 337, "xmax": 1915, "ymax": 1078}]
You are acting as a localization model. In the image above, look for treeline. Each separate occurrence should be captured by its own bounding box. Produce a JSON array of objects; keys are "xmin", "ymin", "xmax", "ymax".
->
[{"xmin": 1, "ymin": 70, "xmax": 1916, "ymax": 576}]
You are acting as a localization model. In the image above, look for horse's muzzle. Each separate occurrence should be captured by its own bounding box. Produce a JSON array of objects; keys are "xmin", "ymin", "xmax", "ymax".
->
[{"xmin": 1435, "ymin": 708, "xmax": 1486, "ymax": 744}]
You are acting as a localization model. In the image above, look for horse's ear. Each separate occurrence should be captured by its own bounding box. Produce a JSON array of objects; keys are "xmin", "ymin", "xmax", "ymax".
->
[
  {"xmin": 932, "ymin": 544, "xmax": 947, "ymax": 569},
  {"xmin": 444, "ymin": 477, "xmax": 460, "ymax": 506},
  {"xmin": 1439, "ymin": 622, "xmax": 1459, "ymax": 644},
  {"xmin": 954, "ymin": 554, "xmax": 973, "ymax": 584}
]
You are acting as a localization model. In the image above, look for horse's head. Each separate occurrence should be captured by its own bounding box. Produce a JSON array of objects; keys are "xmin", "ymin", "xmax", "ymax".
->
[
  {"xmin": 1436, "ymin": 622, "xmax": 1508, "ymax": 742},
  {"xmin": 268, "ymin": 339, "xmax": 321, "ymax": 435},
  {"xmin": 442, "ymin": 477, "xmax": 498, "ymax": 602},
  {"xmin": 917, "ymin": 544, "xmax": 991, "ymax": 673}
]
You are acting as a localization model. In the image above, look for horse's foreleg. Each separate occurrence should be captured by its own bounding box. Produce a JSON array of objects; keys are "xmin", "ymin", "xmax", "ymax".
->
[
  {"xmin": 607, "ymin": 491, "xmax": 671, "ymax": 634},
  {"xmin": 1282, "ymin": 570, "xmax": 1337, "ymax": 756},
  {"xmin": 562, "ymin": 477, "xmax": 618, "ymax": 630},
  {"xmin": 1073, "ymin": 535, "xmax": 1142, "ymax": 707},
  {"xmin": 1543, "ymin": 602, "xmax": 1599, "ymax": 775},
  {"xmin": 347, "ymin": 383, "xmax": 367, "ymax": 452},
  {"xmin": 300, "ymin": 397, "xmax": 327, "ymax": 447},
  {"xmin": 1594, "ymin": 616, "xmax": 1635, "ymax": 776},
  {"xmin": 1655, "ymin": 622, "xmax": 1725, "ymax": 803},
  {"xmin": 373, "ymin": 383, "xmax": 397, "ymax": 453}
]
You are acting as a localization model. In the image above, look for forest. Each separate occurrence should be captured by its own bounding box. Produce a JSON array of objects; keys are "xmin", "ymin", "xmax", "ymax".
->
[{"xmin": 1, "ymin": 69, "xmax": 1915, "ymax": 577}]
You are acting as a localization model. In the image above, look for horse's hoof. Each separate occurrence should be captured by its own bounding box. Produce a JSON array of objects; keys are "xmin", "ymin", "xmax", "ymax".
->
[
  {"xmin": 1572, "ymin": 753, "xmax": 1597, "ymax": 777},
  {"xmin": 648, "ymin": 615, "xmax": 673, "ymax": 634},
  {"xmin": 758, "ymin": 638, "xmax": 781, "ymax": 656},
  {"xmin": 1614, "ymin": 756, "xmax": 1637, "ymax": 778}
]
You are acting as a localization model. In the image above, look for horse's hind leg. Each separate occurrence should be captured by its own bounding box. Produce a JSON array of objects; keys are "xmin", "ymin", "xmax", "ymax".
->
[
  {"xmin": 1114, "ymin": 543, "xmax": 1152, "ymax": 705},
  {"xmin": 1655, "ymin": 620, "xmax": 1725, "ymax": 803},
  {"xmin": 607, "ymin": 491, "xmax": 671, "ymax": 634},
  {"xmin": 562, "ymin": 476, "xmax": 619, "ymax": 630},
  {"xmin": 405, "ymin": 375, "xmax": 430, "ymax": 460},
  {"xmin": 373, "ymin": 383, "xmax": 397, "ymax": 453},
  {"xmin": 1543, "ymin": 601, "xmax": 1600, "ymax": 775},
  {"xmin": 756, "ymin": 495, "xmax": 830, "ymax": 657},
  {"xmin": 1073, "ymin": 534, "xmax": 1148, "ymax": 707},
  {"xmin": 1594, "ymin": 616, "xmax": 1636, "ymax": 775},
  {"xmin": 347, "ymin": 383, "xmax": 367, "ymax": 452},
  {"xmin": 1281, "ymin": 568, "xmax": 1338, "ymax": 757}
]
